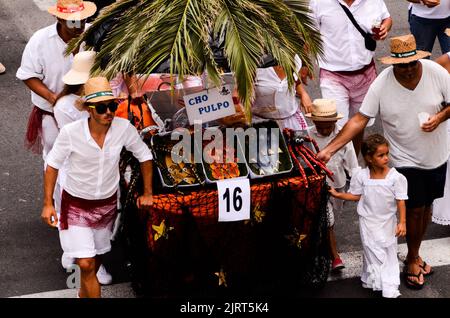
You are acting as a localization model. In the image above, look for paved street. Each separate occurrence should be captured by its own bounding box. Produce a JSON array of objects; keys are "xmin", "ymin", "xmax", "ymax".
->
[{"xmin": 0, "ymin": 0, "xmax": 449, "ymax": 300}]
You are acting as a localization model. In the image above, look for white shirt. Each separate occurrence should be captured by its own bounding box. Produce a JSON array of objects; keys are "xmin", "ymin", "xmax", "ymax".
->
[
  {"xmin": 360, "ymin": 59, "xmax": 450, "ymax": 169},
  {"xmin": 411, "ymin": 0, "xmax": 450, "ymax": 19},
  {"xmin": 46, "ymin": 117, "xmax": 153, "ymax": 200},
  {"xmin": 310, "ymin": 125, "xmax": 358, "ymax": 188},
  {"xmin": 309, "ymin": 0, "xmax": 390, "ymax": 71},
  {"xmin": 16, "ymin": 23, "xmax": 88, "ymax": 112},
  {"xmin": 252, "ymin": 55, "xmax": 302, "ymax": 119},
  {"xmin": 54, "ymin": 94, "xmax": 89, "ymax": 129}
]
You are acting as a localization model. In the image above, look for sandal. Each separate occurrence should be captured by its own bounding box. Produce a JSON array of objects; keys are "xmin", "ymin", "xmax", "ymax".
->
[
  {"xmin": 419, "ymin": 261, "xmax": 434, "ymax": 276},
  {"xmin": 403, "ymin": 269, "xmax": 424, "ymax": 290}
]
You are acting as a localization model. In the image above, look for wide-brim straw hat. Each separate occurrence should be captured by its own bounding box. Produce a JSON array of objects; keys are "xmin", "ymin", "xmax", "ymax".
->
[
  {"xmin": 305, "ymin": 99, "xmax": 343, "ymax": 122},
  {"xmin": 63, "ymin": 51, "xmax": 96, "ymax": 85},
  {"xmin": 83, "ymin": 77, "xmax": 117, "ymax": 103},
  {"xmin": 379, "ymin": 34, "xmax": 431, "ymax": 65},
  {"xmin": 48, "ymin": 0, "xmax": 97, "ymax": 21}
]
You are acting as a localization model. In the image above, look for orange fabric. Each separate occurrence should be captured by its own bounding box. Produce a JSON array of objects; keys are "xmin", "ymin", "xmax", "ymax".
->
[{"xmin": 116, "ymin": 99, "xmax": 157, "ymax": 130}]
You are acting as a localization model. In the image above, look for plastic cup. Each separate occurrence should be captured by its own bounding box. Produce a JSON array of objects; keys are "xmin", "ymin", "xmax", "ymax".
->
[{"xmin": 418, "ymin": 112, "xmax": 430, "ymax": 127}]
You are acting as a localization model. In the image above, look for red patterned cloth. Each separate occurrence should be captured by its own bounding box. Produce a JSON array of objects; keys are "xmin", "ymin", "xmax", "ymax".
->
[
  {"xmin": 24, "ymin": 106, "xmax": 54, "ymax": 154},
  {"xmin": 60, "ymin": 190, "xmax": 117, "ymax": 231}
]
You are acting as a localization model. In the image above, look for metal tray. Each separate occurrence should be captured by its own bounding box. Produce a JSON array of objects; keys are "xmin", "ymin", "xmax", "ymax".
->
[
  {"xmin": 150, "ymin": 131, "xmax": 206, "ymax": 188},
  {"xmin": 199, "ymin": 126, "xmax": 248, "ymax": 183},
  {"xmin": 244, "ymin": 120, "xmax": 293, "ymax": 179}
]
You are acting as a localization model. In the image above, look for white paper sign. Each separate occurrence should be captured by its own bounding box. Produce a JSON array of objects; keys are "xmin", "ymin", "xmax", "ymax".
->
[
  {"xmin": 183, "ymin": 85, "xmax": 236, "ymax": 125},
  {"xmin": 217, "ymin": 178, "xmax": 250, "ymax": 222}
]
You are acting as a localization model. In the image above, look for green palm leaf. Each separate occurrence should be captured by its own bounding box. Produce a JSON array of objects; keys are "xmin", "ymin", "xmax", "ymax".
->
[{"xmin": 66, "ymin": 0, "xmax": 322, "ymax": 122}]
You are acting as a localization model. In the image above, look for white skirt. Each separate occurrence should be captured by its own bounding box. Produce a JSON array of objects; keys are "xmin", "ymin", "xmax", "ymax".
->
[{"xmin": 432, "ymin": 157, "xmax": 450, "ymax": 225}]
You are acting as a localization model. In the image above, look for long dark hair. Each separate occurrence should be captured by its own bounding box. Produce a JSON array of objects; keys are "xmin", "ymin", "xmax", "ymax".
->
[{"xmin": 55, "ymin": 84, "xmax": 83, "ymax": 105}]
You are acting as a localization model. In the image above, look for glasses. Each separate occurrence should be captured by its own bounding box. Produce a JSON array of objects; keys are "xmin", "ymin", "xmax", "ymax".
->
[
  {"xmin": 396, "ymin": 60, "xmax": 418, "ymax": 68},
  {"xmin": 88, "ymin": 101, "xmax": 119, "ymax": 114}
]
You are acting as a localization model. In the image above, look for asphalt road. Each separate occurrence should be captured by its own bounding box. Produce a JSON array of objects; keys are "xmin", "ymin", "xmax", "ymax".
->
[{"xmin": 0, "ymin": 0, "xmax": 449, "ymax": 300}]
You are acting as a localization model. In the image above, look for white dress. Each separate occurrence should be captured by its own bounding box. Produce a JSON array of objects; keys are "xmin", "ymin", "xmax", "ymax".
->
[
  {"xmin": 349, "ymin": 167, "xmax": 408, "ymax": 298},
  {"xmin": 432, "ymin": 122, "xmax": 450, "ymax": 225}
]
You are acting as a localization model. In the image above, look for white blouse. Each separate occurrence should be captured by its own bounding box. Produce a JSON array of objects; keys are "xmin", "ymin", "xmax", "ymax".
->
[{"xmin": 252, "ymin": 55, "xmax": 302, "ymax": 120}]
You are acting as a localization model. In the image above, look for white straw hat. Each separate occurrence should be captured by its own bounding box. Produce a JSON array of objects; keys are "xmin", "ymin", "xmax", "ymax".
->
[
  {"xmin": 305, "ymin": 99, "xmax": 343, "ymax": 122},
  {"xmin": 63, "ymin": 51, "xmax": 96, "ymax": 85}
]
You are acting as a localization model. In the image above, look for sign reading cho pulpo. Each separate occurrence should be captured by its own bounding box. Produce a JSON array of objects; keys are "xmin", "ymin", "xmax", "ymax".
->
[{"xmin": 183, "ymin": 85, "xmax": 236, "ymax": 125}]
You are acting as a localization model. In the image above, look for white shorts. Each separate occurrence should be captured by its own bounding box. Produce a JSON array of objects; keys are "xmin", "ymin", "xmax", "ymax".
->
[{"xmin": 59, "ymin": 225, "xmax": 113, "ymax": 259}]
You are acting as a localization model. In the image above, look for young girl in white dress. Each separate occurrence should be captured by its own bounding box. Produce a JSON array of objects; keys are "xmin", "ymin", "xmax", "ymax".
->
[{"xmin": 329, "ymin": 134, "xmax": 408, "ymax": 298}]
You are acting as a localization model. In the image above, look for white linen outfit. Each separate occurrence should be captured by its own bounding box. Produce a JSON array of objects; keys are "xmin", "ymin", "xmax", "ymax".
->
[
  {"xmin": 52, "ymin": 94, "xmax": 89, "ymax": 215},
  {"xmin": 432, "ymin": 122, "xmax": 450, "ymax": 225},
  {"xmin": 46, "ymin": 117, "xmax": 153, "ymax": 258},
  {"xmin": 349, "ymin": 167, "xmax": 408, "ymax": 298},
  {"xmin": 16, "ymin": 23, "xmax": 88, "ymax": 161},
  {"xmin": 309, "ymin": 0, "xmax": 390, "ymax": 125},
  {"xmin": 359, "ymin": 59, "xmax": 450, "ymax": 170},
  {"xmin": 252, "ymin": 55, "xmax": 308, "ymax": 131},
  {"xmin": 311, "ymin": 125, "xmax": 358, "ymax": 226}
]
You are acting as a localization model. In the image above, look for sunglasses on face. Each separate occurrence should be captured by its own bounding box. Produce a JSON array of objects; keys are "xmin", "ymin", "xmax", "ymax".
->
[
  {"xmin": 88, "ymin": 101, "xmax": 118, "ymax": 114},
  {"xmin": 396, "ymin": 60, "xmax": 418, "ymax": 69}
]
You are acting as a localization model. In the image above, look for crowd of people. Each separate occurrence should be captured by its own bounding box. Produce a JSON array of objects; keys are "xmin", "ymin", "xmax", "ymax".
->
[{"xmin": 15, "ymin": 0, "xmax": 449, "ymax": 298}]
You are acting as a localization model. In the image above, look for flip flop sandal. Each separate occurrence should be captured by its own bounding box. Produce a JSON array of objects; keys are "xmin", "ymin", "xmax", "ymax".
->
[
  {"xmin": 403, "ymin": 269, "xmax": 424, "ymax": 290},
  {"xmin": 403, "ymin": 259, "xmax": 434, "ymax": 276},
  {"xmin": 419, "ymin": 261, "xmax": 434, "ymax": 276}
]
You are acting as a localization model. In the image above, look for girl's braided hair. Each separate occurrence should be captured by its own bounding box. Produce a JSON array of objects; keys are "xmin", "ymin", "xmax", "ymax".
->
[{"xmin": 361, "ymin": 133, "xmax": 389, "ymax": 159}]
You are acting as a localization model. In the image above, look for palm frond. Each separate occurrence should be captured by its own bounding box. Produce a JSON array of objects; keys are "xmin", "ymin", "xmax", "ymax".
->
[{"xmin": 66, "ymin": 0, "xmax": 322, "ymax": 121}]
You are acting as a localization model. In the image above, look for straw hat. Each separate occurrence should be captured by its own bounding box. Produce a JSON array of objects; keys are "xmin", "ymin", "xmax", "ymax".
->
[
  {"xmin": 83, "ymin": 77, "xmax": 117, "ymax": 103},
  {"xmin": 63, "ymin": 51, "xmax": 96, "ymax": 85},
  {"xmin": 379, "ymin": 34, "xmax": 431, "ymax": 65},
  {"xmin": 48, "ymin": 0, "xmax": 97, "ymax": 21},
  {"xmin": 305, "ymin": 99, "xmax": 343, "ymax": 122}
]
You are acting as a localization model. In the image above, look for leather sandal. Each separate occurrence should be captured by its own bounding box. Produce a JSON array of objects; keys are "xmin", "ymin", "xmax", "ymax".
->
[{"xmin": 403, "ymin": 268, "xmax": 424, "ymax": 290}]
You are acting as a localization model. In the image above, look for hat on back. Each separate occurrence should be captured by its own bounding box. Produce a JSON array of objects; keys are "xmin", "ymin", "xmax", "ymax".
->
[
  {"xmin": 48, "ymin": 0, "xmax": 97, "ymax": 21},
  {"xmin": 305, "ymin": 99, "xmax": 343, "ymax": 122},
  {"xmin": 63, "ymin": 51, "xmax": 96, "ymax": 85},
  {"xmin": 83, "ymin": 77, "xmax": 117, "ymax": 103},
  {"xmin": 379, "ymin": 34, "xmax": 431, "ymax": 65}
]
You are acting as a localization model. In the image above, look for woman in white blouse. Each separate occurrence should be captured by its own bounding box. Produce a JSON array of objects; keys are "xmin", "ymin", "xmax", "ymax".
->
[{"xmin": 252, "ymin": 55, "xmax": 313, "ymax": 131}]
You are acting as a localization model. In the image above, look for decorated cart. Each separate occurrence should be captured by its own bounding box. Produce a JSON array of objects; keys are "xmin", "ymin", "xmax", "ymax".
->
[{"xmin": 67, "ymin": 0, "xmax": 330, "ymax": 297}]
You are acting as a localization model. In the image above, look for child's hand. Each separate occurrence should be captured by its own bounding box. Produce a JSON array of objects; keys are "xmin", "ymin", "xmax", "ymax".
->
[
  {"xmin": 328, "ymin": 186, "xmax": 339, "ymax": 198},
  {"xmin": 396, "ymin": 222, "xmax": 406, "ymax": 237}
]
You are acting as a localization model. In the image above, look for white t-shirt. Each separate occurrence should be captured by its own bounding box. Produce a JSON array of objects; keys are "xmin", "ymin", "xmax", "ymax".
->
[
  {"xmin": 309, "ymin": 0, "xmax": 390, "ymax": 71},
  {"xmin": 310, "ymin": 125, "xmax": 359, "ymax": 189},
  {"xmin": 46, "ymin": 117, "xmax": 153, "ymax": 200},
  {"xmin": 360, "ymin": 59, "xmax": 450, "ymax": 169},
  {"xmin": 54, "ymin": 94, "xmax": 89, "ymax": 129},
  {"xmin": 252, "ymin": 55, "xmax": 302, "ymax": 120},
  {"xmin": 411, "ymin": 0, "xmax": 450, "ymax": 19}
]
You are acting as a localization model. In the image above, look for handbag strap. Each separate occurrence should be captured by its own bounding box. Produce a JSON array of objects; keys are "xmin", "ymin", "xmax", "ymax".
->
[{"xmin": 338, "ymin": 3, "xmax": 369, "ymax": 39}]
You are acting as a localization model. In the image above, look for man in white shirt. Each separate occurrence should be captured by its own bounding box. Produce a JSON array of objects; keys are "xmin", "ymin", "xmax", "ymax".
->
[
  {"xmin": 317, "ymin": 35, "xmax": 450, "ymax": 289},
  {"xmin": 407, "ymin": 0, "xmax": 450, "ymax": 54},
  {"xmin": 308, "ymin": 0, "xmax": 392, "ymax": 156},
  {"xmin": 41, "ymin": 77, "xmax": 154, "ymax": 298},
  {"xmin": 16, "ymin": 0, "xmax": 96, "ymax": 159}
]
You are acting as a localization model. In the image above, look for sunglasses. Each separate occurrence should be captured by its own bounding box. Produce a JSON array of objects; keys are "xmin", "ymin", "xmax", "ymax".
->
[
  {"xmin": 88, "ymin": 101, "xmax": 119, "ymax": 114},
  {"xmin": 396, "ymin": 60, "xmax": 418, "ymax": 68}
]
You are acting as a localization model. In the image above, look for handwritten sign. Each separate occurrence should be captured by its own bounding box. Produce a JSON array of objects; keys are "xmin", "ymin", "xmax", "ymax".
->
[
  {"xmin": 217, "ymin": 178, "xmax": 250, "ymax": 222},
  {"xmin": 183, "ymin": 85, "xmax": 236, "ymax": 125}
]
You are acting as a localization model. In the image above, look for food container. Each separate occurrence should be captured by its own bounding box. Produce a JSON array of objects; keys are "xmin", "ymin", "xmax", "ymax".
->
[
  {"xmin": 199, "ymin": 126, "xmax": 249, "ymax": 183},
  {"xmin": 244, "ymin": 120, "xmax": 293, "ymax": 179},
  {"xmin": 150, "ymin": 131, "xmax": 206, "ymax": 188}
]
